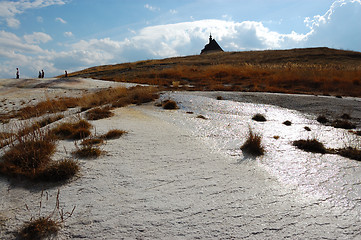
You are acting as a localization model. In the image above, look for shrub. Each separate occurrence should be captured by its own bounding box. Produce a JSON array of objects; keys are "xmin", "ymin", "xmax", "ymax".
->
[
  {"xmin": 196, "ymin": 115, "xmax": 207, "ymax": 120},
  {"xmin": 162, "ymin": 100, "xmax": 178, "ymax": 110},
  {"xmin": 240, "ymin": 130, "xmax": 265, "ymax": 156},
  {"xmin": 293, "ymin": 139, "xmax": 327, "ymax": 154},
  {"xmin": 73, "ymin": 146, "xmax": 102, "ymax": 159},
  {"xmin": 37, "ymin": 159, "xmax": 79, "ymax": 182},
  {"xmin": 332, "ymin": 120, "xmax": 356, "ymax": 129},
  {"xmin": 252, "ymin": 113, "xmax": 266, "ymax": 122},
  {"xmin": 337, "ymin": 147, "xmax": 361, "ymax": 161},
  {"xmin": 304, "ymin": 126, "xmax": 311, "ymax": 131},
  {"xmin": 0, "ymin": 131, "xmax": 56, "ymax": 178},
  {"xmin": 316, "ymin": 115, "xmax": 328, "ymax": 124},
  {"xmin": 85, "ymin": 107, "xmax": 114, "ymax": 120},
  {"xmin": 216, "ymin": 96, "xmax": 223, "ymax": 100},
  {"xmin": 18, "ymin": 217, "xmax": 60, "ymax": 240},
  {"xmin": 51, "ymin": 119, "xmax": 92, "ymax": 140},
  {"xmin": 283, "ymin": 120, "xmax": 292, "ymax": 126},
  {"xmin": 101, "ymin": 129, "xmax": 127, "ymax": 140}
]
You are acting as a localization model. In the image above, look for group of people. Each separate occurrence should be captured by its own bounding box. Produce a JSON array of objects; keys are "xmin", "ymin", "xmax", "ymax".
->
[
  {"xmin": 15, "ymin": 68, "xmax": 68, "ymax": 79},
  {"xmin": 38, "ymin": 70, "xmax": 45, "ymax": 78}
]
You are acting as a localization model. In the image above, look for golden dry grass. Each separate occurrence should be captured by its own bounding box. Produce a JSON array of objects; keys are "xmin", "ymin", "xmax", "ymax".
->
[{"xmin": 68, "ymin": 48, "xmax": 361, "ymax": 97}]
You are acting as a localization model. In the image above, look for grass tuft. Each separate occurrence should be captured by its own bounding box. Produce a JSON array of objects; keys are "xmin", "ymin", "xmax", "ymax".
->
[
  {"xmin": 240, "ymin": 129, "xmax": 265, "ymax": 157},
  {"xmin": 162, "ymin": 100, "xmax": 178, "ymax": 110},
  {"xmin": 293, "ymin": 138, "xmax": 327, "ymax": 154},
  {"xmin": 283, "ymin": 120, "xmax": 292, "ymax": 126},
  {"xmin": 332, "ymin": 119, "xmax": 356, "ymax": 129},
  {"xmin": 316, "ymin": 115, "xmax": 328, "ymax": 124},
  {"xmin": 101, "ymin": 129, "xmax": 127, "ymax": 140},
  {"xmin": 252, "ymin": 113, "xmax": 267, "ymax": 122},
  {"xmin": 37, "ymin": 159, "xmax": 79, "ymax": 182},
  {"xmin": 51, "ymin": 119, "xmax": 92, "ymax": 140},
  {"xmin": 337, "ymin": 147, "xmax": 361, "ymax": 161},
  {"xmin": 85, "ymin": 107, "xmax": 114, "ymax": 120},
  {"xmin": 73, "ymin": 146, "xmax": 102, "ymax": 159},
  {"xmin": 81, "ymin": 138, "xmax": 104, "ymax": 146},
  {"xmin": 18, "ymin": 217, "xmax": 60, "ymax": 240}
]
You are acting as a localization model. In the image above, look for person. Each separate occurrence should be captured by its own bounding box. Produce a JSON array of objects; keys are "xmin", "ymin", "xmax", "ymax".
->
[
  {"xmin": 41, "ymin": 69, "xmax": 44, "ymax": 78},
  {"xmin": 16, "ymin": 68, "xmax": 19, "ymax": 79},
  {"xmin": 38, "ymin": 71, "xmax": 41, "ymax": 78},
  {"xmin": 65, "ymin": 70, "xmax": 68, "ymax": 78}
]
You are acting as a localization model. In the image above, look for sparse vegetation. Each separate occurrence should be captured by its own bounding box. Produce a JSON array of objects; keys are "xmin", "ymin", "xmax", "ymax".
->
[
  {"xmin": 252, "ymin": 113, "xmax": 267, "ymax": 122},
  {"xmin": 196, "ymin": 115, "xmax": 207, "ymax": 120},
  {"xmin": 51, "ymin": 119, "xmax": 92, "ymax": 140},
  {"xmin": 18, "ymin": 217, "xmax": 60, "ymax": 240},
  {"xmin": 337, "ymin": 147, "xmax": 361, "ymax": 161},
  {"xmin": 332, "ymin": 119, "xmax": 356, "ymax": 129},
  {"xmin": 37, "ymin": 159, "xmax": 79, "ymax": 182},
  {"xmin": 293, "ymin": 139, "xmax": 327, "ymax": 154},
  {"xmin": 304, "ymin": 126, "xmax": 311, "ymax": 131},
  {"xmin": 240, "ymin": 129, "xmax": 265, "ymax": 157},
  {"xmin": 317, "ymin": 115, "xmax": 328, "ymax": 124},
  {"xmin": 81, "ymin": 137, "xmax": 104, "ymax": 146},
  {"xmin": 162, "ymin": 100, "xmax": 178, "ymax": 110},
  {"xmin": 101, "ymin": 129, "xmax": 127, "ymax": 140},
  {"xmin": 73, "ymin": 145, "xmax": 102, "ymax": 159},
  {"xmin": 85, "ymin": 107, "xmax": 114, "ymax": 120},
  {"xmin": 283, "ymin": 120, "xmax": 292, "ymax": 126}
]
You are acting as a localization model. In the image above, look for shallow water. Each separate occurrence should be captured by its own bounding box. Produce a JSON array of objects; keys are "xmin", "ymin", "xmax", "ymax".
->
[{"xmin": 1, "ymin": 91, "xmax": 360, "ymax": 239}]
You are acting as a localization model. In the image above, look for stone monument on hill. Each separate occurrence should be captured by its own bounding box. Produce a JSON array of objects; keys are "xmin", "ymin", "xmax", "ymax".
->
[{"xmin": 200, "ymin": 34, "xmax": 224, "ymax": 54}]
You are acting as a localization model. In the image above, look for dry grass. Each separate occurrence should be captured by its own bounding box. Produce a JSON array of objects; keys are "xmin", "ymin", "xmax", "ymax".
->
[
  {"xmin": 252, "ymin": 113, "xmax": 267, "ymax": 122},
  {"xmin": 18, "ymin": 217, "xmax": 60, "ymax": 240},
  {"xmin": 73, "ymin": 145, "xmax": 102, "ymax": 159},
  {"xmin": 37, "ymin": 159, "xmax": 80, "ymax": 182},
  {"xmin": 68, "ymin": 48, "xmax": 361, "ymax": 97},
  {"xmin": 240, "ymin": 129, "xmax": 265, "ymax": 157},
  {"xmin": 337, "ymin": 147, "xmax": 361, "ymax": 161},
  {"xmin": 162, "ymin": 100, "xmax": 178, "ymax": 110},
  {"xmin": 101, "ymin": 129, "xmax": 127, "ymax": 140},
  {"xmin": 85, "ymin": 107, "xmax": 114, "ymax": 120},
  {"xmin": 293, "ymin": 139, "xmax": 327, "ymax": 154},
  {"xmin": 81, "ymin": 138, "xmax": 104, "ymax": 146},
  {"xmin": 51, "ymin": 119, "xmax": 92, "ymax": 140}
]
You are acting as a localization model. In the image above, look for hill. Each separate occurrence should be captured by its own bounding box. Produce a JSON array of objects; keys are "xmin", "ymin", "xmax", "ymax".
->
[{"xmin": 66, "ymin": 47, "xmax": 361, "ymax": 97}]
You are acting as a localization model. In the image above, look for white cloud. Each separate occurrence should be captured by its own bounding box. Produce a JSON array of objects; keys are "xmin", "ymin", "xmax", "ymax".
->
[
  {"xmin": 64, "ymin": 31, "xmax": 73, "ymax": 37},
  {"xmin": 37, "ymin": 16, "xmax": 43, "ymax": 23},
  {"xmin": 55, "ymin": 17, "xmax": 66, "ymax": 24},
  {"xmin": 0, "ymin": 0, "xmax": 65, "ymax": 28},
  {"xmin": 169, "ymin": 9, "xmax": 177, "ymax": 14},
  {"xmin": 24, "ymin": 32, "xmax": 52, "ymax": 44},
  {"xmin": 144, "ymin": 4, "xmax": 160, "ymax": 11}
]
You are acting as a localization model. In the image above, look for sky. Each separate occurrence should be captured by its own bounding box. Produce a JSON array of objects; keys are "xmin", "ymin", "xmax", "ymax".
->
[{"xmin": 0, "ymin": 0, "xmax": 360, "ymax": 78}]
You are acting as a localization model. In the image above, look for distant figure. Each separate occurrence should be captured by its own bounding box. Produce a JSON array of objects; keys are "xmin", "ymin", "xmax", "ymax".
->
[
  {"xmin": 38, "ymin": 71, "xmax": 41, "ymax": 78},
  {"xmin": 16, "ymin": 68, "xmax": 19, "ymax": 79},
  {"xmin": 65, "ymin": 70, "xmax": 68, "ymax": 78},
  {"xmin": 41, "ymin": 70, "xmax": 44, "ymax": 78}
]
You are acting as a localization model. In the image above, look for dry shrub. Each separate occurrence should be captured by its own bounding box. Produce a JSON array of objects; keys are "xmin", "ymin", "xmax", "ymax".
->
[
  {"xmin": 0, "ymin": 130, "xmax": 56, "ymax": 178},
  {"xmin": 85, "ymin": 107, "xmax": 114, "ymax": 120},
  {"xmin": 51, "ymin": 119, "xmax": 92, "ymax": 140},
  {"xmin": 18, "ymin": 217, "xmax": 60, "ymax": 240},
  {"xmin": 293, "ymin": 139, "xmax": 327, "ymax": 154},
  {"xmin": 283, "ymin": 120, "xmax": 292, "ymax": 126},
  {"xmin": 317, "ymin": 115, "xmax": 328, "ymax": 124},
  {"xmin": 337, "ymin": 147, "xmax": 361, "ymax": 161},
  {"xmin": 332, "ymin": 119, "xmax": 356, "ymax": 129},
  {"xmin": 240, "ymin": 130, "xmax": 265, "ymax": 156},
  {"xmin": 162, "ymin": 100, "xmax": 178, "ymax": 110},
  {"xmin": 37, "ymin": 159, "xmax": 79, "ymax": 182},
  {"xmin": 252, "ymin": 113, "xmax": 267, "ymax": 122},
  {"xmin": 73, "ymin": 146, "xmax": 102, "ymax": 159},
  {"xmin": 101, "ymin": 129, "xmax": 127, "ymax": 140}
]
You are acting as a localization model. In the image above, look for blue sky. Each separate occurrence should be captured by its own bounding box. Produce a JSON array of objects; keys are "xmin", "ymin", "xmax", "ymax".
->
[{"xmin": 0, "ymin": 0, "xmax": 360, "ymax": 78}]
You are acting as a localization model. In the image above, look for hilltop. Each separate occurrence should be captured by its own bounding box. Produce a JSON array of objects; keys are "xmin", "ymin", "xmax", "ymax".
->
[{"xmin": 66, "ymin": 47, "xmax": 361, "ymax": 97}]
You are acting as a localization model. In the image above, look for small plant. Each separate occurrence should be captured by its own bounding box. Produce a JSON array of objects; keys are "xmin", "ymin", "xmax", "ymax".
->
[
  {"xmin": 162, "ymin": 100, "xmax": 178, "ymax": 110},
  {"xmin": 18, "ymin": 190, "xmax": 75, "ymax": 240},
  {"xmin": 332, "ymin": 119, "xmax": 356, "ymax": 129},
  {"xmin": 337, "ymin": 147, "xmax": 361, "ymax": 161},
  {"xmin": 293, "ymin": 138, "xmax": 327, "ymax": 154},
  {"xmin": 101, "ymin": 129, "xmax": 127, "ymax": 140},
  {"xmin": 283, "ymin": 120, "xmax": 292, "ymax": 126},
  {"xmin": 304, "ymin": 126, "xmax": 311, "ymax": 131},
  {"xmin": 252, "ymin": 113, "xmax": 266, "ymax": 122},
  {"xmin": 216, "ymin": 96, "xmax": 223, "ymax": 100},
  {"xmin": 81, "ymin": 137, "xmax": 104, "ymax": 146},
  {"xmin": 85, "ymin": 107, "xmax": 114, "ymax": 120},
  {"xmin": 196, "ymin": 115, "xmax": 207, "ymax": 120},
  {"xmin": 340, "ymin": 113, "xmax": 351, "ymax": 119},
  {"xmin": 73, "ymin": 145, "xmax": 102, "ymax": 159},
  {"xmin": 51, "ymin": 119, "xmax": 92, "ymax": 140},
  {"xmin": 37, "ymin": 159, "xmax": 80, "ymax": 182},
  {"xmin": 240, "ymin": 129, "xmax": 265, "ymax": 156},
  {"xmin": 316, "ymin": 115, "xmax": 328, "ymax": 124}
]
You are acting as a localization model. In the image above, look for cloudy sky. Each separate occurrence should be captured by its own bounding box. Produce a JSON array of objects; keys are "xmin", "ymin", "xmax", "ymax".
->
[{"xmin": 0, "ymin": 0, "xmax": 360, "ymax": 78}]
